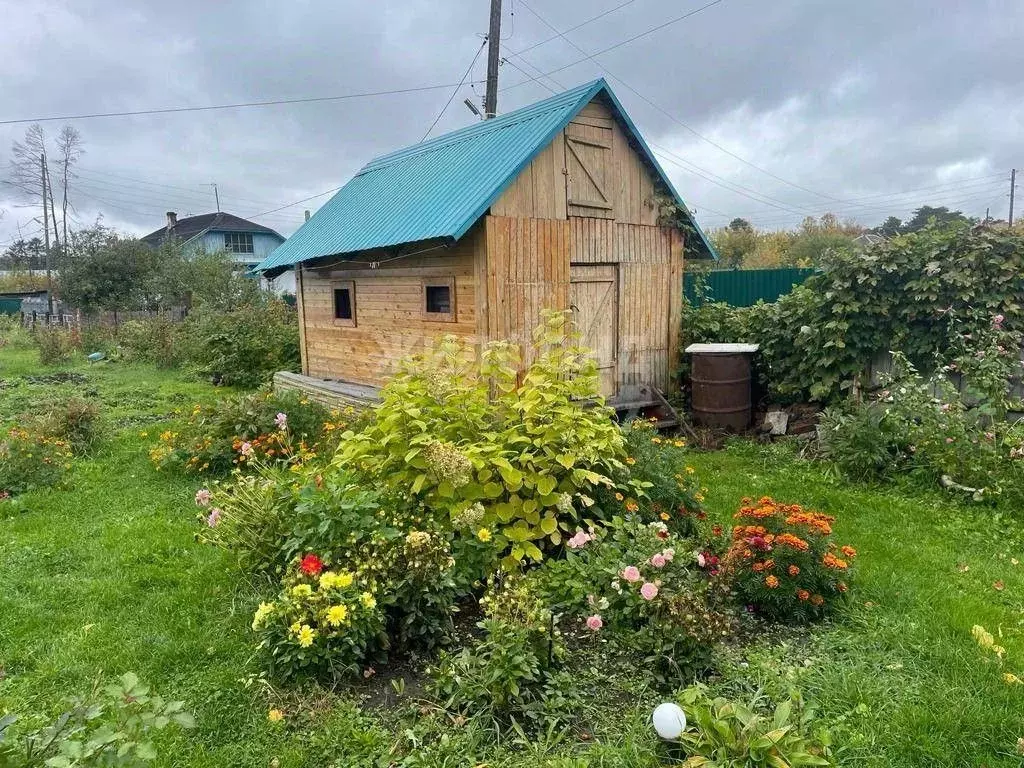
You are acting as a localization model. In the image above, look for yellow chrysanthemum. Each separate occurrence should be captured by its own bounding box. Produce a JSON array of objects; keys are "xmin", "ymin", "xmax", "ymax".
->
[
  {"xmin": 361, "ymin": 592, "xmax": 376, "ymax": 609},
  {"xmin": 268, "ymin": 708, "xmax": 284, "ymax": 723},
  {"xmin": 326, "ymin": 604, "xmax": 348, "ymax": 627},
  {"xmin": 289, "ymin": 621, "xmax": 301, "ymax": 635},
  {"xmin": 297, "ymin": 625, "xmax": 316, "ymax": 648},
  {"xmin": 291, "ymin": 584, "xmax": 312, "ymax": 598},
  {"xmin": 251, "ymin": 601, "xmax": 275, "ymax": 630},
  {"xmin": 476, "ymin": 528, "xmax": 492, "ymax": 542}
]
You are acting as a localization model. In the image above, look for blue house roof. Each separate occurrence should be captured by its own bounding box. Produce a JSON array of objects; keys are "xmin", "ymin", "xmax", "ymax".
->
[{"xmin": 257, "ymin": 78, "xmax": 717, "ymax": 275}]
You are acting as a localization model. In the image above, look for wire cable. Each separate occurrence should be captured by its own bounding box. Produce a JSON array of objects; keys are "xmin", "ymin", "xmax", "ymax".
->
[
  {"xmin": 0, "ymin": 82, "xmax": 486, "ymax": 127},
  {"xmin": 421, "ymin": 38, "xmax": 489, "ymax": 141}
]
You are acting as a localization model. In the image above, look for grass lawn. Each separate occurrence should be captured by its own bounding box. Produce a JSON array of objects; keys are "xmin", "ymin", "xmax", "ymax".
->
[{"xmin": 1, "ymin": 346, "xmax": 1022, "ymax": 766}]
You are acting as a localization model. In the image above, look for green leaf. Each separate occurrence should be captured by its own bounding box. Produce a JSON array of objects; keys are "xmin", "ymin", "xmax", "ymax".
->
[
  {"xmin": 539, "ymin": 516, "xmax": 558, "ymax": 535},
  {"xmin": 535, "ymin": 475, "xmax": 557, "ymax": 496},
  {"xmin": 556, "ymin": 454, "xmax": 576, "ymax": 469}
]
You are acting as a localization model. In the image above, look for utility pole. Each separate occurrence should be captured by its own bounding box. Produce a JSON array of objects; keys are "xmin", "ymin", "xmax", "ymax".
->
[
  {"xmin": 210, "ymin": 183, "xmax": 221, "ymax": 212},
  {"xmin": 1009, "ymin": 169, "xmax": 1016, "ymax": 226},
  {"xmin": 484, "ymin": 0, "xmax": 502, "ymax": 118},
  {"xmin": 41, "ymin": 153, "xmax": 54, "ymax": 315}
]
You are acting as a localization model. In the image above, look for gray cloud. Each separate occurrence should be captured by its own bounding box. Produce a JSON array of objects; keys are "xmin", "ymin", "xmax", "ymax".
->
[{"xmin": 2, "ymin": 0, "xmax": 1021, "ymax": 246}]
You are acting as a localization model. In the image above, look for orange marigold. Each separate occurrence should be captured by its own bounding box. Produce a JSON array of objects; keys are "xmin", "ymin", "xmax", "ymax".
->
[
  {"xmin": 810, "ymin": 594, "xmax": 825, "ymax": 606},
  {"xmin": 752, "ymin": 562, "xmax": 765, "ymax": 572},
  {"xmin": 775, "ymin": 533, "xmax": 810, "ymax": 551},
  {"xmin": 841, "ymin": 545, "xmax": 857, "ymax": 558},
  {"xmin": 763, "ymin": 559, "xmax": 775, "ymax": 570},
  {"xmin": 838, "ymin": 582, "xmax": 848, "ymax": 592},
  {"xmin": 788, "ymin": 564, "xmax": 800, "ymax": 577},
  {"xmin": 797, "ymin": 589, "xmax": 810, "ymax": 601},
  {"xmin": 764, "ymin": 575, "xmax": 779, "ymax": 589}
]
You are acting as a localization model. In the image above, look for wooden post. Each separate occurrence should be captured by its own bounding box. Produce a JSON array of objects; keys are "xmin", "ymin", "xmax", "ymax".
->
[
  {"xmin": 1010, "ymin": 169, "xmax": 1016, "ymax": 226},
  {"xmin": 484, "ymin": 0, "xmax": 502, "ymax": 118}
]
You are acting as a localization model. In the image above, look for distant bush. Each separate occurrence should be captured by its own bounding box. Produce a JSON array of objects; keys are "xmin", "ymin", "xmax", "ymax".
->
[
  {"xmin": 117, "ymin": 317, "xmax": 183, "ymax": 368},
  {"xmin": 150, "ymin": 388, "xmax": 347, "ymax": 475},
  {"xmin": 182, "ymin": 299, "xmax": 300, "ymax": 387},
  {"xmin": 40, "ymin": 397, "xmax": 102, "ymax": 454},
  {"xmin": 0, "ymin": 315, "xmax": 31, "ymax": 349},
  {"xmin": 0, "ymin": 426, "xmax": 73, "ymax": 497},
  {"xmin": 32, "ymin": 325, "xmax": 77, "ymax": 366},
  {"xmin": 820, "ymin": 352, "xmax": 1024, "ymax": 504}
]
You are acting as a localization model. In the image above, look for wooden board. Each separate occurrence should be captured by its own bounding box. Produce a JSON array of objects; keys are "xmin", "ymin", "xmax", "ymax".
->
[
  {"xmin": 299, "ymin": 223, "xmax": 485, "ymax": 386},
  {"xmin": 570, "ymin": 264, "xmax": 619, "ymax": 397}
]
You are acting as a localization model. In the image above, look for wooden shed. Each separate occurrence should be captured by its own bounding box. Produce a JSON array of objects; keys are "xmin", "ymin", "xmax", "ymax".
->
[{"xmin": 258, "ymin": 79, "xmax": 717, "ymax": 406}]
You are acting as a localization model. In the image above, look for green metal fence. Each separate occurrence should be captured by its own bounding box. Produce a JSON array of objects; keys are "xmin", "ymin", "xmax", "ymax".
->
[{"xmin": 684, "ymin": 267, "xmax": 816, "ymax": 307}]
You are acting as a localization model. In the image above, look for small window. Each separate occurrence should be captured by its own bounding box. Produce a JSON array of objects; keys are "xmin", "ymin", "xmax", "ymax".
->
[
  {"xmin": 332, "ymin": 281, "xmax": 356, "ymax": 327},
  {"xmin": 224, "ymin": 232, "xmax": 254, "ymax": 254},
  {"xmin": 422, "ymin": 278, "xmax": 455, "ymax": 321}
]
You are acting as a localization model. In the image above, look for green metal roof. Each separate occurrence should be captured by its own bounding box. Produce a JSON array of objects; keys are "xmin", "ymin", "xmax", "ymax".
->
[{"xmin": 257, "ymin": 78, "xmax": 717, "ymax": 275}]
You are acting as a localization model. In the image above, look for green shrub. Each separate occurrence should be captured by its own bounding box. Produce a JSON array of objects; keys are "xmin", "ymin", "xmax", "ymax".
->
[
  {"xmin": 78, "ymin": 323, "xmax": 118, "ymax": 357},
  {"xmin": 33, "ymin": 325, "xmax": 76, "ymax": 366},
  {"xmin": 820, "ymin": 353, "xmax": 1024, "ymax": 504},
  {"xmin": 0, "ymin": 315, "xmax": 31, "ymax": 349},
  {"xmin": 722, "ymin": 496, "xmax": 854, "ymax": 622},
  {"xmin": 150, "ymin": 389, "xmax": 345, "ymax": 475},
  {"xmin": 339, "ymin": 310, "xmax": 628, "ymax": 566},
  {"xmin": 676, "ymin": 684, "xmax": 833, "ymax": 767},
  {"xmin": 0, "ymin": 426, "xmax": 73, "ymax": 497},
  {"xmin": 429, "ymin": 576, "xmax": 578, "ymax": 732},
  {"xmin": 682, "ymin": 225, "xmax": 1024, "ymax": 402},
  {"xmin": 0, "ymin": 672, "xmax": 195, "ymax": 767},
  {"xmin": 39, "ymin": 397, "xmax": 102, "ymax": 454},
  {"xmin": 117, "ymin": 317, "xmax": 182, "ymax": 367},
  {"xmin": 621, "ymin": 419, "xmax": 707, "ymax": 536},
  {"xmin": 251, "ymin": 556, "xmax": 387, "ymax": 682},
  {"xmin": 182, "ymin": 299, "xmax": 299, "ymax": 387},
  {"xmin": 534, "ymin": 517, "xmax": 733, "ymax": 687}
]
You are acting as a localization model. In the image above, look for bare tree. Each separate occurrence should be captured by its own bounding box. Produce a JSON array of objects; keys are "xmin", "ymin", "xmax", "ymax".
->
[{"xmin": 55, "ymin": 126, "xmax": 83, "ymax": 251}]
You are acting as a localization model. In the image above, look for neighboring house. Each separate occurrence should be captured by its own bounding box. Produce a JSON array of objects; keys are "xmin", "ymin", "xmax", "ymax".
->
[
  {"xmin": 141, "ymin": 212, "xmax": 293, "ymax": 293},
  {"xmin": 853, "ymin": 232, "xmax": 888, "ymax": 249},
  {"xmin": 257, "ymin": 78, "xmax": 717, "ymax": 404}
]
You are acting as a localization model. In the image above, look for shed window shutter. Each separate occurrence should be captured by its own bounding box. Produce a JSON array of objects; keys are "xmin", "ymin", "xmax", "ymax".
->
[{"xmin": 565, "ymin": 123, "xmax": 613, "ymax": 219}]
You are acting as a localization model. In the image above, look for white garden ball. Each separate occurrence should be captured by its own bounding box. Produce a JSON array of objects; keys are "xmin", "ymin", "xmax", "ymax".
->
[{"xmin": 652, "ymin": 702, "xmax": 687, "ymax": 740}]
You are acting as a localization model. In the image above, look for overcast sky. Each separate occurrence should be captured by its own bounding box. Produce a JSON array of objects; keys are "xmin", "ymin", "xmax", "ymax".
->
[{"xmin": 1, "ymin": 0, "xmax": 1021, "ymax": 246}]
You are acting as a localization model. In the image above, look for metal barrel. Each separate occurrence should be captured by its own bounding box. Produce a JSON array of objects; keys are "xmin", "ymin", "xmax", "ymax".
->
[{"xmin": 690, "ymin": 352, "xmax": 753, "ymax": 430}]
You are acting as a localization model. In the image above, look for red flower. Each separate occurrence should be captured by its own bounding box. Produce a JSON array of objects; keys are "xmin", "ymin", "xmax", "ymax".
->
[
  {"xmin": 299, "ymin": 554, "xmax": 324, "ymax": 576},
  {"xmin": 712, "ymin": 524, "xmax": 723, "ymax": 537}
]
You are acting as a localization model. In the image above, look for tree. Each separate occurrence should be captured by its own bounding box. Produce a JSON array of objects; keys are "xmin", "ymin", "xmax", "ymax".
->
[
  {"xmin": 58, "ymin": 228, "xmax": 187, "ymax": 315},
  {"xmin": 874, "ymin": 216, "xmax": 902, "ymax": 238},
  {"xmin": 180, "ymin": 249, "xmax": 265, "ymax": 311},
  {"xmin": 0, "ymin": 238, "xmax": 46, "ymax": 270},
  {"xmin": 54, "ymin": 126, "xmax": 83, "ymax": 251},
  {"xmin": 900, "ymin": 205, "xmax": 973, "ymax": 234},
  {"xmin": 727, "ymin": 217, "xmax": 753, "ymax": 233}
]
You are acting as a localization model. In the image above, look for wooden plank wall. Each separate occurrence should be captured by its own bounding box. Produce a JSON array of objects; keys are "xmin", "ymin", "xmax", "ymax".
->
[
  {"xmin": 484, "ymin": 215, "xmax": 571, "ymax": 365},
  {"xmin": 298, "ymin": 226, "xmax": 484, "ymax": 386},
  {"xmin": 566, "ymin": 218, "xmax": 682, "ymax": 390},
  {"xmin": 489, "ymin": 135, "xmax": 567, "ymax": 220}
]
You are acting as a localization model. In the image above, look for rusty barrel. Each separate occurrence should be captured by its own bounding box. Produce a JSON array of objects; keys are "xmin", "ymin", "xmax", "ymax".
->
[{"xmin": 685, "ymin": 343, "xmax": 759, "ymax": 431}]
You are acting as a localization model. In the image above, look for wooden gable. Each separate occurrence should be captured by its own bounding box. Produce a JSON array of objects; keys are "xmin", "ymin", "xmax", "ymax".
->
[{"xmin": 490, "ymin": 95, "xmax": 663, "ymax": 227}]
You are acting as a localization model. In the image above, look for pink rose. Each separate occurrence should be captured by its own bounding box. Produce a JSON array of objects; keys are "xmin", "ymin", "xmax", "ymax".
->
[
  {"xmin": 274, "ymin": 412, "xmax": 288, "ymax": 430},
  {"xmin": 586, "ymin": 614, "xmax": 603, "ymax": 631},
  {"xmin": 697, "ymin": 552, "xmax": 706, "ymax": 567},
  {"xmin": 567, "ymin": 529, "xmax": 592, "ymax": 550},
  {"xmin": 206, "ymin": 507, "xmax": 222, "ymax": 527},
  {"xmin": 194, "ymin": 488, "xmax": 211, "ymax": 506},
  {"xmin": 662, "ymin": 548, "xmax": 675, "ymax": 562},
  {"xmin": 650, "ymin": 553, "xmax": 667, "ymax": 568},
  {"xmin": 640, "ymin": 582, "xmax": 659, "ymax": 600},
  {"xmin": 240, "ymin": 441, "xmax": 253, "ymax": 457},
  {"xmin": 946, "ymin": 437, "xmax": 954, "ymax": 444},
  {"xmin": 993, "ymin": 314, "xmax": 1005, "ymax": 328},
  {"xmin": 621, "ymin": 566, "xmax": 642, "ymax": 583}
]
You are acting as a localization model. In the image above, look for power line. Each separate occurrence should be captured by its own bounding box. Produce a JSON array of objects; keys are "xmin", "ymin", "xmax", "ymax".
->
[
  {"xmin": 247, "ymin": 186, "xmax": 344, "ymax": 218},
  {"xmin": 422, "ymin": 37, "xmax": 489, "ymax": 141},
  {"xmin": 0, "ymin": 82, "xmax": 485, "ymax": 127},
  {"xmin": 513, "ymin": 0, "xmax": 640, "ymax": 56},
  {"xmin": 502, "ymin": 0, "xmax": 725, "ymax": 91},
  {"xmin": 513, "ymin": 0, "xmax": 846, "ymax": 205}
]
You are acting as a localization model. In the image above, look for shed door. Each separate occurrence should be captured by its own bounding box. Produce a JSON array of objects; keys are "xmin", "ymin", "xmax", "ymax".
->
[
  {"xmin": 570, "ymin": 264, "xmax": 618, "ymax": 398},
  {"xmin": 565, "ymin": 122, "xmax": 614, "ymax": 219}
]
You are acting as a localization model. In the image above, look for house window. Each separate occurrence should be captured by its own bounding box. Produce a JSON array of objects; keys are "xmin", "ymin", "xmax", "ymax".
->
[
  {"xmin": 333, "ymin": 281, "xmax": 356, "ymax": 327},
  {"xmin": 224, "ymin": 232, "xmax": 254, "ymax": 254},
  {"xmin": 422, "ymin": 278, "xmax": 455, "ymax": 321}
]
